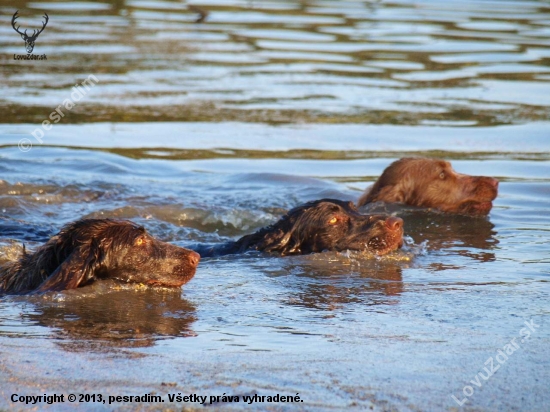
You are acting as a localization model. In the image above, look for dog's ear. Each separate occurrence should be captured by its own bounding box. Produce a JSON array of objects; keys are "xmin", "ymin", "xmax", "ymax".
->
[
  {"xmin": 369, "ymin": 185, "xmax": 405, "ymax": 203},
  {"xmin": 262, "ymin": 230, "xmax": 298, "ymax": 255},
  {"xmin": 259, "ymin": 213, "xmax": 308, "ymax": 255},
  {"xmin": 359, "ymin": 180, "xmax": 408, "ymax": 206},
  {"xmin": 236, "ymin": 226, "xmax": 294, "ymax": 255},
  {"xmin": 34, "ymin": 239, "xmax": 103, "ymax": 293},
  {"xmin": 235, "ymin": 211, "xmax": 302, "ymax": 255}
]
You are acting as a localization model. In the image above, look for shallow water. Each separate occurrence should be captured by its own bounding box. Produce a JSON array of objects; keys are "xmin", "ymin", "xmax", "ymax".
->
[{"xmin": 0, "ymin": 0, "xmax": 549, "ymax": 410}]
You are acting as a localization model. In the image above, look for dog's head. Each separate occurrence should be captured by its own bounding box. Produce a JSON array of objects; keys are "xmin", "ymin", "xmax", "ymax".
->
[
  {"xmin": 239, "ymin": 199, "xmax": 403, "ymax": 256},
  {"xmin": 358, "ymin": 158, "xmax": 498, "ymax": 216},
  {"xmin": 35, "ymin": 219, "xmax": 199, "ymax": 292}
]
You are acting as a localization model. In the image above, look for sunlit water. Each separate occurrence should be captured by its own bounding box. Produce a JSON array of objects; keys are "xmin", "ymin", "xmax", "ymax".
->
[{"xmin": 0, "ymin": 0, "xmax": 549, "ymax": 410}]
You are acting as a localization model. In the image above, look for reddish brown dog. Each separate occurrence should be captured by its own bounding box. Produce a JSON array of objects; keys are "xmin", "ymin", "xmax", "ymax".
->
[
  {"xmin": 358, "ymin": 158, "xmax": 499, "ymax": 216},
  {"xmin": 0, "ymin": 219, "xmax": 200, "ymax": 295}
]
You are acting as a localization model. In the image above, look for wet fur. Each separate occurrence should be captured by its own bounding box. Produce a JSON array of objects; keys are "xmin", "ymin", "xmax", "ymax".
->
[
  {"xmin": 0, "ymin": 219, "xmax": 199, "ymax": 295},
  {"xmin": 358, "ymin": 157, "xmax": 499, "ymax": 215},
  {"xmin": 195, "ymin": 199, "xmax": 404, "ymax": 257}
]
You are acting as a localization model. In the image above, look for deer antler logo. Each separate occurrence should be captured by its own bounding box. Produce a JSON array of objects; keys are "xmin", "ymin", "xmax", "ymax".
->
[{"xmin": 11, "ymin": 10, "xmax": 49, "ymax": 54}]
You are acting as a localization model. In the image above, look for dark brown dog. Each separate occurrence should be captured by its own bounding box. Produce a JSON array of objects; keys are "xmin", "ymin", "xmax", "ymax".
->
[
  {"xmin": 358, "ymin": 158, "xmax": 498, "ymax": 215},
  {"xmin": 195, "ymin": 199, "xmax": 404, "ymax": 257},
  {"xmin": 0, "ymin": 219, "xmax": 200, "ymax": 295}
]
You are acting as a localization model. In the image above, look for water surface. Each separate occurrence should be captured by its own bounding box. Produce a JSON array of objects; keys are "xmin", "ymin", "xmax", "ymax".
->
[{"xmin": 0, "ymin": 0, "xmax": 549, "ymax": 410}]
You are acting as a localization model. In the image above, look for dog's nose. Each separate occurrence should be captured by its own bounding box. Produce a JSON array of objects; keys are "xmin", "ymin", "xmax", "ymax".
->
[
  {"xmin": 188, "ymin": 251, "xmax": 200, "ymax": 267},
  {"xmin": 385, "ymin": 216, "xmax": 403, "ymax": 231},
  {"xmin": 488, "ymin": 177, "xmax": 499, "ymax": 189}
]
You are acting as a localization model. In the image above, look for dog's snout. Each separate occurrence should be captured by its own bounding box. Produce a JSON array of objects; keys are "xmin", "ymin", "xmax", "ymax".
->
[
  {"xmin": 187, "ymin": 251, "xmax": 200, "ymax": 268},
  {"xmin": 477, "ymin": 176, "xmax": 499, "ymax": 189},
  {"xmin": 385, "ymin": 216, "xmax": 403, "ymax": 231}
]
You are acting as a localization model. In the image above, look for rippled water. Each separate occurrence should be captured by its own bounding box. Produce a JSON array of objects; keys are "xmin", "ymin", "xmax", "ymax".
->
[{"xmin": 0, "ymin": 0, "xmax": 549, "ymax": 410}]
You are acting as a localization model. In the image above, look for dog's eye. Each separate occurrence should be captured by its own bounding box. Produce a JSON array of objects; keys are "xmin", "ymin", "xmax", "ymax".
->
[
  {"xmin": 136, "ymin": 237, "xmax": 145, "ymax": 246},
  {"xmin": 439, "ymin": 172, "xmax": 446, "ymax": 179},
  {"xmin": 328, "ymin": 217, "xmax": 338, "ymax": 225}
]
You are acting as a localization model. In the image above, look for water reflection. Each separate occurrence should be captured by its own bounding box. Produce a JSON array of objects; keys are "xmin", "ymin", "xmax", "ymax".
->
[
  {"xmin": 2, "ymin": 0, "xmax": 549, "ymax": 125},
  {"xmin": 361, "ymin": 203, "xmax": 498, "ymax": 263},
  {"xmin": 22, "ymin": 285, "xmax": 196, "ymax": 352},
  {"xmin": 274, "ymin": 257, "xmax": 405, "ymax": 311}
]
